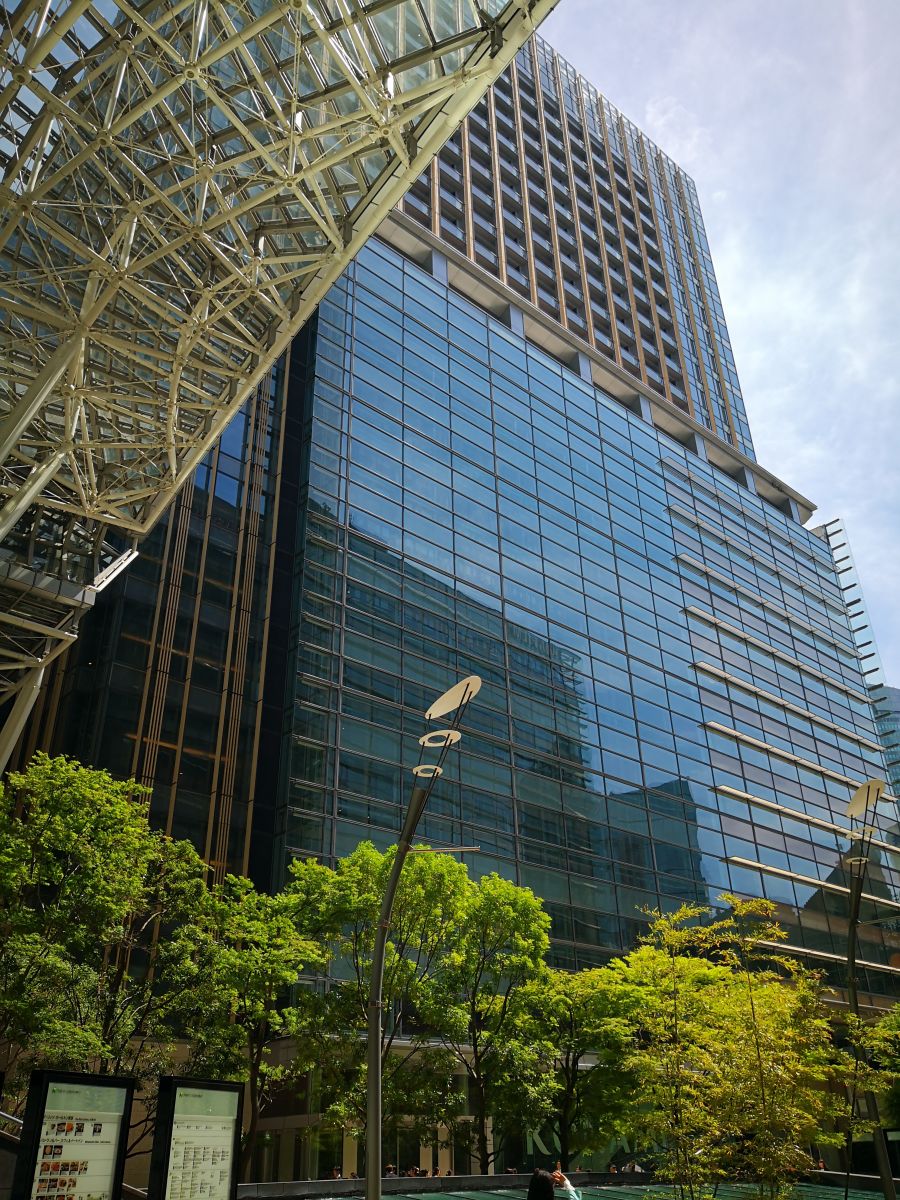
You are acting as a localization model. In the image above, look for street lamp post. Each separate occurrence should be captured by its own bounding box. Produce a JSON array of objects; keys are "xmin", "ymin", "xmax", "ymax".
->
[
  {"xmin": 844, "ymin": 778, "xmax": 896, "ymax": 1200},
  {"xmin": 365, "ymin": 675, "xmax": 481, "ymax": 1200}
]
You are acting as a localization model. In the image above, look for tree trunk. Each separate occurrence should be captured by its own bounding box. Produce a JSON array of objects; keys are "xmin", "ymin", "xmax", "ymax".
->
[
  {"xmin": 242, "ymin": 1059, "xmax": 261, "ymax": 1181},
  {"xmin": 559, "ymin": 1123, "xmax": 570, "ymax": 1173},
  {"xmin": 472, "ymin": 1087, "xmax": 490, "ymax": 1175},
  {"xmin": 558, "ymin": 1074, "xmax": 574, "ymax": 1172}
]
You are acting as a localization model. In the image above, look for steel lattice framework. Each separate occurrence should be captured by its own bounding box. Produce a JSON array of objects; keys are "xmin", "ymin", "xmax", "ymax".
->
[{"xmin": 0, "ymin": 0, "xmax": 557, "ymax": 725}]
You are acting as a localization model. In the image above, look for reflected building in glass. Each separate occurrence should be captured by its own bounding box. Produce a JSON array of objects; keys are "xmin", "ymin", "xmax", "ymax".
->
[{"xmin": 16, "ymin": 36, "xmax": 900, "ymax": 1009}]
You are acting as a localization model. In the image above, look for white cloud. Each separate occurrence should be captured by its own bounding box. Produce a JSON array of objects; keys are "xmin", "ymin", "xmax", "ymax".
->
[
  {"xmin": 542, "ymin": 0, "xmax": 900, "ymax": 682},
  {"xmin": 641, "ymin": 96, "xmax": 712, "ymax": 169}
]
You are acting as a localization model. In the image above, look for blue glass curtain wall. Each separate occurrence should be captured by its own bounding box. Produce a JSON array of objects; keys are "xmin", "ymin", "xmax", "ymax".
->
[{"xmin": 277, "ymin": 238, "xmax": 899, "ymax": 1001}]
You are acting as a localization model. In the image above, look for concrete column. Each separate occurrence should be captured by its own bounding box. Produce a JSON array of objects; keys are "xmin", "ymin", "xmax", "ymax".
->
[
  {"xmin": 418, "ymin": 1139, "xmax": 432, "ymax": 1174},
  {"xmin": 735, "ymin": 465, "xmax": 758, "ymax": 495},
  {"xmin": 430, "ymin": 250, "xmax": 448, "ymax": 285},
  {"xmin": 277, "ymin": 1127, "xmax": 295, "ymax": 1181},
  {"xmin": 627, "ymin": 392, "xmax": 653, "ymax": 424},
  {"xmin": 781, "ymin": 495, "xmax": 801, "ymax": 522},
  {"xmin": 507, "ymin": 305, "xmax": 525, "ymax": 337},
  {"xmin": 437, "ymin": 1128, "xmax": 452, "ymax": 1176},
  {"xmin": 342, "ymin": 1130, "xmax": 358, "ymax": 1178},
  {"xmin": 577, "ymin": 351, "xmax": 592, "ymax": 383},
  {"xmin": 685, "ymin": 432, "xmax": 708, "ymax": 461}
]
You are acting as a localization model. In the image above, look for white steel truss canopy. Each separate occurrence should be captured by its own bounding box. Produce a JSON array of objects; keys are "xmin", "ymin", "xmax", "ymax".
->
[{"xmin": 0, "ymin": 0, "xmax": 557, "ymax": 713}]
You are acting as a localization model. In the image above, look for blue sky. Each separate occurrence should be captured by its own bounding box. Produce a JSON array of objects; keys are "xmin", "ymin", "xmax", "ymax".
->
[{"xmin": 542, "ymin": 1, "xmax": 900, "ymax": 685}]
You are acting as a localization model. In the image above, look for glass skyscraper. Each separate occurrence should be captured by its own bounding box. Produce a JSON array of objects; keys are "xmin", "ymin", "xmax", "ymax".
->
[
  {"xmin": 16, "ymin": 37, "xmax": 900, "ymax": 1015},
  {"xmin": 278, "ymin": 230, "xmax": 899, "ymax": 1002}
]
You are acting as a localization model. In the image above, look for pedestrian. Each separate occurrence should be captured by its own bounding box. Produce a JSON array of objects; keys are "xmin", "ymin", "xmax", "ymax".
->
[
  {"xmin": 384, "ymin": 1164, "xmax": 397, "ymax": 1178},
  {"xmin": 527, "ymin": 1167, "xmax": 580, "ymax": 1200}
]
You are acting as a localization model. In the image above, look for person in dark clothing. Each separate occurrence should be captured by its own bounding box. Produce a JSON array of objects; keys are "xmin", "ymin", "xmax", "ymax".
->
[{"xmin": 527, "ymin": 1168, "xmax": 579, "ymax": 1200}]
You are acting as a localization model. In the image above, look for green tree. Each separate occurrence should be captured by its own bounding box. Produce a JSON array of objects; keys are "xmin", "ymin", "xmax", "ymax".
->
[
  {"xmin": 709, "ymin": 967, "xmax": 844, "ymax": 1200},
  {"xmin": 300, "ymin": 842, "xmax": 470, "ymax": 1147},
  {"xmin": 613, "ymin": 903, "xmax": 845, "ymax": 1200},
  {"xmin": 427, "ymin": 872, "xmax": 554, "ymax": 1173},
  {"xmin": 0, "ymin": 752, "xmax": 152, "ymax": 1075},
  {"xmin": 0, "ymin": 753, "xmax": 212, "ymax": 1123},
  {"xmin": 609, "ymin": 909, "xmax": 735, "ymax": 1198},
  {"xmin": 527, "ymin": 966, "xmax": 639, "ymax": 1170},
  {"xmin": 186, "ymin": 865, "xmax": 333, "ymax": 1177},
  {"xmin": 870, "ymin": 1003, "xmax": 900, "ymax": 1126},
  {"xmin": 710, "ymin": 897, "xmax": 845, "ymax": 1199}
]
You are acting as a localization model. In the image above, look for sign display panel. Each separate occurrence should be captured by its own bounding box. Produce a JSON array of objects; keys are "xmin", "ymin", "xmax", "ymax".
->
[
  {"xmin": 148, "ymin": 1079, "xmax": 242, "ymax": 1200},
  {"xmin": 12, "ymin": 1072, "xmax": 134, "ymax": 1200},
  {"xmin": 165, "ymin": 1087, "xmax": 239, "ymax": 1200}
]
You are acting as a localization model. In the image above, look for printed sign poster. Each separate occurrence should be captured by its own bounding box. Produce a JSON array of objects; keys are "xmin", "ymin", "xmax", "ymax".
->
[
  {"xmin": 164, "ymin": 1087, "xmax": 239, "ymax": 1200},
  {"xmin": 29, "ymin": 1081, "xmax": 128, "ymax": 1200}
]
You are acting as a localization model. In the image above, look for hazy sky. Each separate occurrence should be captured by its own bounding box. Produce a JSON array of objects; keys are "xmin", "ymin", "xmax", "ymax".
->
[{"xmin": 542, "ymin": 1, "xmax": 900, "ymax": 684}]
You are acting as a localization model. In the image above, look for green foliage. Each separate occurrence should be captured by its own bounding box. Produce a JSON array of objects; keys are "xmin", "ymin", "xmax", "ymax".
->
[
  {"xmin": 297, "ymin": 842, "xmax": 471, "ymax": 1143},
  {"xmin": 4, "ymin": 752, "xmax": 894, "ymax": 1197},
  {"xmin": 870, "ymin": 1003, "xmax": 900, "ymax": 1125},
  {"xmin": 0, "ymin": 754, "xmax": 336, "ymax": 1170},
  {"xmin": 710, "ymin": 898, "xmax": 846, "ymax": 1198},
  {"xmin": 609, "ymin": 921, "xmax": 737, "ymax": 1192},
  {"xmin": 0, "ymin": 754, "xmax": 210, "ymax": 1108},
  {"xmin": 427, "ymin": 872, "xmax": 554, "ymax": 1173},
  {"xmin": 298, "ymin": 849, "xmax": 557, "ymax": 1169},
  {"xmin": 611, "ymin": 901, "xmax": 846, "ymax": 1200},
  {"xmin": 185, "ymin": 868, "xmax": 332, "ymax": 1175},
  {"xmin": 527, "ymin": 966, "xmax": 640, "ymax": 1169}
]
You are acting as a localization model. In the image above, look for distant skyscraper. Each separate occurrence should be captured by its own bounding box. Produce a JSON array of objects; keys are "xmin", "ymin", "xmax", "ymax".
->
[
  {"xmin": 400, "ymin": 37, "xmax": 755, "ymax": 458},
  {"xmin": 816, "ymin": 517, "xmax": 900, "ymax": 794},
  {"xmin": 17, "ymin": 36, "xmax": 900, "ymax": 1017},
  {"xmin": 872, "ymin": 686, "xmax": 900, "ymax": 793}
]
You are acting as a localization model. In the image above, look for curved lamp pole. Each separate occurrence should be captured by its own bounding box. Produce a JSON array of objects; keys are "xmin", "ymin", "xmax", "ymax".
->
[
  {"xmin": 365, "ymin": 674, "xmax": 482, "ymax": 1200},
  {"xmin": 844, "ymin": 777, "xmax": 895, "ymax": 1200}
]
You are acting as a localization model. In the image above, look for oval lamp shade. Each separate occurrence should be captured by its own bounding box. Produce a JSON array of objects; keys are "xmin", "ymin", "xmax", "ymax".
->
[
  {"xmin": 846, "ymin": 778, "xmax": 886, "ymax": 820},
  {"xmin": 425, "ymin": 674, "xmax": 482, "ymax": 721}
]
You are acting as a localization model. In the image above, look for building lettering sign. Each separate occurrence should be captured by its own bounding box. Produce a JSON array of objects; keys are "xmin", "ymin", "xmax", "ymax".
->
[
  {"xmin": 148, "ymin": 1078, "xmax": 242, "ymax": 1200},
  {"xmin": 12, "ymin": 1071, "xmax": 135, "ymax": 1200}
]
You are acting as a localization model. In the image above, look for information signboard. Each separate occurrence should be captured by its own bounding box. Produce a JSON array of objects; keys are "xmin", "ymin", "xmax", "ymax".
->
[
  {"xmin": 12, "ymin": 1071, "xmax": 134, "ymax": 1200},
  {"xmin": 148, "ymin": 1079, "xmax": 242, "ymax": 1200}
]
